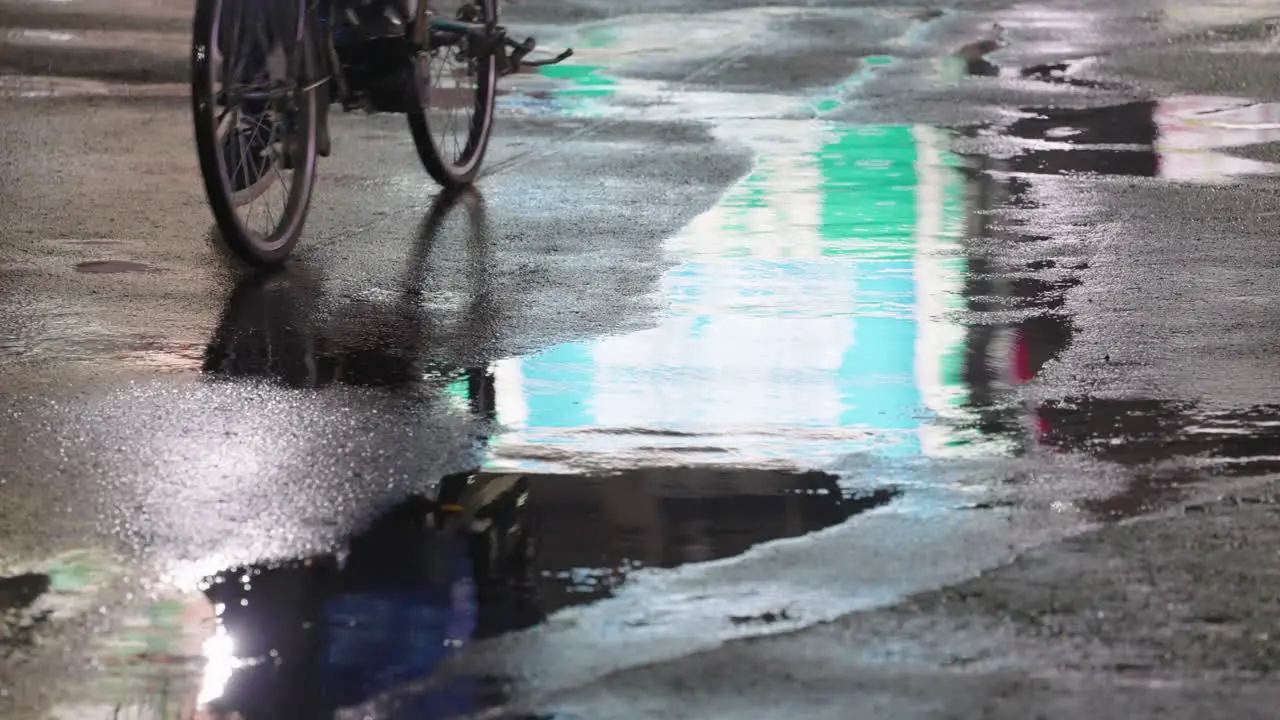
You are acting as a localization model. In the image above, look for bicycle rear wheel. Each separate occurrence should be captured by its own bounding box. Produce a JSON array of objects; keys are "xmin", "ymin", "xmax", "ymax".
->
[
  {"xmin": 191, "ymin": 0, "xmax": 319, "ymax": 265},
  {"xmin": 408, "ymin": 0, "xmax": 499, "ymax": 188}
]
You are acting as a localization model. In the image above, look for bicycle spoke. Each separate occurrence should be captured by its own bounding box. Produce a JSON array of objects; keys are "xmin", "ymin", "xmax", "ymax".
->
[
  {"xmin": 211, "ymin": 1, "xmax": 300, "ymax": 240},
  {"xmin": 195, "ymin": 0, "xmax": 314, "ymax": 263},
  {"xmin": 422, "ymin": 1, "xmax": 481, "ymax": 167}
]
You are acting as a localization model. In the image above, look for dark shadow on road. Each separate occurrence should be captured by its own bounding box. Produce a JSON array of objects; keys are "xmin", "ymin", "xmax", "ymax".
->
[
  {"xmin": 520, "ymin": 469, "xmax": 898, "ymax": 613},
  {"xmin": 202, "ymin": 187, "xmax": 497, "ymax": 389},
  {"xmin": 0, "ymin": 573, "xmax": 49, "ymax": 613},
  {"xmin": 1038, "ymin": 398, "xmax": 1280, "ymax": 518},
  {"xmin": 1006, "ymin": 101, "xmax": 1160, "ymax": 177}
]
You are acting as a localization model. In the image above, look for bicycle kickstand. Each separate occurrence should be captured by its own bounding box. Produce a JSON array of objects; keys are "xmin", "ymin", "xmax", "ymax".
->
[
  {"xmin": 523, "ymin": 48, "xmax": 574, "ymax": 67},
  {"xmin": 499, "ymin": 34, "xmax": 574, "ymax": 75}
]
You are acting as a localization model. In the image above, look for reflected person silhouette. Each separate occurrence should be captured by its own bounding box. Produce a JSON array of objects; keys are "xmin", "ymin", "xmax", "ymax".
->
[
  {"xmin": 197, "ymin": 481, "xmax": 540, "ymax": 719},
  {"xmin": 949, "ymin": 102, "xmax": 1158, "ymax": 450},
  {"xmin": 202, "ymin": 186, "xmax": 496, "ymax": 389},
  {"xmin": 941, "ymin": 132, "xmax": 1081, "ymax": 452}
]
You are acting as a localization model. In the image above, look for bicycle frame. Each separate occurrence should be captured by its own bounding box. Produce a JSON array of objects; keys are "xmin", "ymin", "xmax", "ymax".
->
[
  {"xmin": 411, "ymin": 1, "xmax": 572, "ymax": 74},
  {"xmin": 299, "ymin": 0, "xmax": 570, "ymax": 110}
]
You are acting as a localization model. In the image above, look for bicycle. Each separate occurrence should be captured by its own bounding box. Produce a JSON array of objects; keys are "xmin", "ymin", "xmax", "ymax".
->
[{"xmin": 190, "ymin": 0, "xmax": 572, "ymax": 266}]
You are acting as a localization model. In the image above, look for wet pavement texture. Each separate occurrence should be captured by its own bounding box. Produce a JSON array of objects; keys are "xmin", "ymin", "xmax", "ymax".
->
[{"xmin": 7, "ymin": 0, "xmax": 1280, "ymax": 717}]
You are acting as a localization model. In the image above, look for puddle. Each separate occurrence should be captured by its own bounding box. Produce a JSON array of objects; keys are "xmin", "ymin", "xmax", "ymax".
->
[
  {"xmin": 1153, "ymin": 96, "xmax": 1280, "ymax": 180},
  {"xmin": 518, "ymin": 468, "xmax": 898, "ymax": 612},
  {"xmin": 1, "ymin": 549, "xmax": 130, "ymax": 669},
  {"xmin": 11, "ymin": 9, "xmax": 1280, "ymax": 717},
  {"xmin": 483, "ymin": 29, "xmax": 1280, "ymax": 495},
  {"xmin": 1016, "ymin": 59, "xmax": 1127, "ymax": 92},
  {"xmin": 44, "ymin": 469, "xmax": 895, "ymax": 717},
  {"xmin": 116, "ymin": 342, "xmax": 206, "ymax": 372},
  {"xmin": 482, "ymin": 117, "xmax": 1024, "ymax": 483},
  {"xmin": 998, "ymin": 101, "xmax": 1160, "ymax": 177},
  {"xmin": 484, "ymin": 47, "xmax": 1280, "ymax": 525},
  {"xmin": 970, "ymin": 96, "xmax": 1280, "ymax": 181},
  {"xmin": 1032, "ymin": 398, "xmax": 1280, "ymax": 517},
  {"xmin": 202, "ymin": 267, "xmax": 485, "ymax": 390}
]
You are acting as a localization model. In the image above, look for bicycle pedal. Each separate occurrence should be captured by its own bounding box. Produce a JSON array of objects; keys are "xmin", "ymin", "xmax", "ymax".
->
[
  {"xmin": 317, "ymin": 84, "xmax": 333, "ymax": 157},
  {"xmin": 274, "ymin": 128, "xmax": 302, "ymax": 169},
  {"xmin": 340, "ymin": 0, "xmax": 408, "ymax": 41},
  {"xmin": 521, "ymin": 47, "xmax": 574, "ymax": 69},
  {"xmin": 317, "ymin": 117, "xmax": 332, "ymax": 158}
]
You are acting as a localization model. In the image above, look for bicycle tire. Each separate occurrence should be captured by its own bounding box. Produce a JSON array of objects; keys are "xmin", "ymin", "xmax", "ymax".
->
[
  {"xmin": 408, "ymin": 0, "xmax": 499, "ymax": 188},
  {"xmin": 191, "ymin": 0, "xmax": 319, "ymax": 266}
]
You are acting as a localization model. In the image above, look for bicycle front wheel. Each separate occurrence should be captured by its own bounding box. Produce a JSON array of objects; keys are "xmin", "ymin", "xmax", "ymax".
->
[
  {"xmin": 408, "ymin": 0, "xmax": 499, "ymax": 189},
  {"xmin": 191, "ymin": 0, "xmax": 319, "ymax": 265}
]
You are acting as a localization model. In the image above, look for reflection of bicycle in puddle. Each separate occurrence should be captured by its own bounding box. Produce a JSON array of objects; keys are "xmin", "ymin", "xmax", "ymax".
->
[
  {"xmin": 78, "ymin": 473, "xmax": 537, "ymax": 720},
  {"xmin": 192, "ymin": 472, "xmax": 540, "ymax": 719},
  {"xmin": 203, "ymin": 186, "xmax": 496, "ymax": 394}
]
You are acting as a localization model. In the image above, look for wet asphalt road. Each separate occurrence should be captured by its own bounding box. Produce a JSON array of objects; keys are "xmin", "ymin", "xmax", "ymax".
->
[{"xmin": 7, "ymin": 0, "xmax": 1280, "ymax": 717}]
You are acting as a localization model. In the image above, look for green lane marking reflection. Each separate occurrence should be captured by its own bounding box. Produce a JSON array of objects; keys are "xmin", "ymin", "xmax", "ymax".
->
[
  {"xmin": 533, "ymin": 24, "xmax": 621, "ymax": 107},
  {"xmin": 538, "ymin": 64, "xmax": 618, "ymax": 98},
  {"xmin": 819, "ymin": 125, "xmax": 920, "ymax": 255},
  {"xmin": 45, "ymin": 549, "xmax": 118, "ymax": 592},
  {"xmin": 491, "ymin": 120, "xmax": 981, "ymax": 459},
  {"xmin": 809, "ymin": 54, "xmax": 899, "ymax": 117},
  {"xmin": 489, "ymin": 43, "xmax": 998, "ymax": 457},
  {"xmin": 447, "ymin": 376, "xmax": 471, "ymax": 404}
]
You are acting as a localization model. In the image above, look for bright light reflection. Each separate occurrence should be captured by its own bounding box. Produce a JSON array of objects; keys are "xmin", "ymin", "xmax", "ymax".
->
[
  {"xmin": 1155, "ymin": 97, "xmax": 1280, "ymax": 181},
  {"xmin": 197, "ymin": 627, "xmax": 237, "ymax": 706}
]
